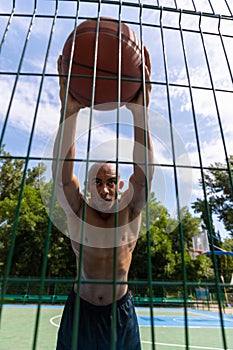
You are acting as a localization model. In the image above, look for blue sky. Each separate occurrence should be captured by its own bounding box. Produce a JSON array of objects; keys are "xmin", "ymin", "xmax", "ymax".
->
[{"xmin": 0, "ymin": 0, "xmax": 233, "ymax": 238}]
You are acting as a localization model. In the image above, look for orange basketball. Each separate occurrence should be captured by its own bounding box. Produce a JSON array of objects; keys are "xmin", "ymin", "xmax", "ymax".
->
[{"xmin": 61, "ymin": 18, "xmax": 142, "ymax": 109}]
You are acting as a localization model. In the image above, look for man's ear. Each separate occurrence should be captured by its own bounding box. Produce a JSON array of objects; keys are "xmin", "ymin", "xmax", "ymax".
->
[{"xmin": 118, "ymin": 180, "xmax": 124, "ymax": 191}]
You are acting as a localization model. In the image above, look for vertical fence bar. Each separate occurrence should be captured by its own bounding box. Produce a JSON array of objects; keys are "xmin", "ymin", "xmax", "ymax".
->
[
  {"xmin": 0, "ymin": 2, "xmax": 38, "ymax": 323},
  {"xmin": 0, "ymin": 4, "xmax": 37, "ymax": 149},
  {"xmin": 159, "ymin": 7, "xmax": 189, "ymax": 350},
  {"xmin": 207, "ymin": 0, "xmax": 215, "ymax": 14},
  {"xmin": 0, "ymin": 0, "xmax": 15, "ymax": 54},
  {"xmin": 51, "ymin": 2, "xmax": 82, "ymax": 350},
  {"xmin": 48, "ymin": 1, "xmax": 82, "ymax": 348},
  {"xmin": 218, "ymin": 16, "xmax": 233, "ymax": 82},
  {"xmin": 110, "ymin": 2, "xmax": 123, "ymax": 349},
  {"xmin": 71, "ymin": 2, "xmax": 104, "ymax": 349},
  {"xmin": 177, "ymin": 14, "xmax": 214, "ymax": 350},
  {"xmin": 217, "ymin": 16, "xmax": 233, "ymax": 198},
  {"xmin": 138, "ymin": 1, "xmax": 156, "ymax": 349},
  {"xmin": 198, "ymin": 12, "xmax": 231, "ymax": 348},
  {"xmin": 32, "ymin": 1, "xmax": 59, "ymax": 348},
  {"xmin": 224, "ymin": 0, "xmax": 233, "ymax": 16},
  {"xmin": 179, "ymin": 9, "xmax": 229, "ymax": 350}
]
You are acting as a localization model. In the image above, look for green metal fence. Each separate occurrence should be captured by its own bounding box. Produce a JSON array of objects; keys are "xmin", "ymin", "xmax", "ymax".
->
[{"xmin": 0, "ymin": 1, "xmax": 233, "ymax": 349}]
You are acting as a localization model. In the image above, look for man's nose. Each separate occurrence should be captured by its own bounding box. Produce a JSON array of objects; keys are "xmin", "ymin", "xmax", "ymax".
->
[{"xmin": 101, "ymin": 184, "xmax": 109, "ymax": 194}]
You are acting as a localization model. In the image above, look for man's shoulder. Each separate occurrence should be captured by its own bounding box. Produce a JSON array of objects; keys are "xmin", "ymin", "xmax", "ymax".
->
[{"xmin": 119, "ymin": 190, "xmax": 143, "ymax": 218}]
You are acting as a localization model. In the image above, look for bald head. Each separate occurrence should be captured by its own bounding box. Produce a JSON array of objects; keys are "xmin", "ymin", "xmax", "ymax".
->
[
  {"xmin": 86, "ymin": 163, "xmax": 124, "ymax": 212},
  {"xmin": 88, "ymin": 163, "xmax": 120, "ymax": 182}
]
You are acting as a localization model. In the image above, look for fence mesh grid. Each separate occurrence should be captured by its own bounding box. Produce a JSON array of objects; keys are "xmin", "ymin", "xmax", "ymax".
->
[{"xmin": 0, "ymin": 0, "xmax": 233, "ymax": 349}]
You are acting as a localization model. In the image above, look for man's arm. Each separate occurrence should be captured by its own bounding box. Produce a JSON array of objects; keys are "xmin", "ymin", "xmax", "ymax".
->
[
  {"xmin": 52, "ymin": 56, "xmax": 84, "ymax": 214},
  {"xmin": 126, "ymin": 47, "xmax": 154, "ymax": 214}
]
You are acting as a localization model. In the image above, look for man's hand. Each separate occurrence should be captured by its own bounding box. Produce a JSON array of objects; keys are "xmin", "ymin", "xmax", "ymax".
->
[
  {"xmin": 57, "ymin": 55, "xmax": 85, "ymax": 117},
  {"xmin": 126, "ymin": 46, "xmax": 152, "ymax": 112}
]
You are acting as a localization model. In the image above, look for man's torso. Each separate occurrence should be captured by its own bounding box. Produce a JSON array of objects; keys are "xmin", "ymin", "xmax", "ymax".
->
[{"xmin": 68, "ymin": 197, "xmax": 142, "ymax": 305}]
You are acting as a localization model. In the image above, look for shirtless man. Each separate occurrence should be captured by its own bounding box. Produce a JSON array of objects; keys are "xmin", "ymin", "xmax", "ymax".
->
[{"xmin": 54, "ymin": 48, "xmax": 154, "ymax": 349}]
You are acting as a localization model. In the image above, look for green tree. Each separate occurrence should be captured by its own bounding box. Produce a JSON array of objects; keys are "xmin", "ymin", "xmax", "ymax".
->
[
  {"xmin": 173, "ymin": 250, "xmax": 214, "ymax": 282},
  {"xmin": 170, "ymin": 207, "xmax": 201, "ymax": 254},
  {"xmin": 191, "ymin": 157, "xmax": 233, "ymax": 284},
  {"xmin": 129, "ymin": 193, "xmax": 213, "ymax": 296},
  {"xmin": 130, "ymin": 194, "xmax": 176, "ymax": 281},
  {"xmin": 192, "ymin": 156, "xmax": 233, "ymax": 236},
  {"xmin": 0, "ymin": 147, "xmax": 76, "ymax": 284},
  {"xmin": 0, "ymin": 147, "xmax": 24, "ymax": 200},
  {"xmin": 215, "ymin": 238, "xmax": 233, "ymax": 283}
]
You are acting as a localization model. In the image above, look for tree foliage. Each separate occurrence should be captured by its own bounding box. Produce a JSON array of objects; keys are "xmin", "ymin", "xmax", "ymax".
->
[
  {"xmin": 129, "ymin": 193, "xmax": 214, "ymax": 287},
  {"xmin": 192, "ymin": 156, "xmax": 233, "ymax": 236},
  {"xmin": 0, "ymin": 146, "xmax": 76, "ymax": 280},
  {"xmin": 191, "ymin": 157, "xmax": 233, "ymax": 284}
]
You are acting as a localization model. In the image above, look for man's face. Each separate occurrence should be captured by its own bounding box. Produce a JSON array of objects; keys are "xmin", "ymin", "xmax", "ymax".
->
[{"xmin": 88, "ymin": 163, "xmax": 123, "ymax": 212}]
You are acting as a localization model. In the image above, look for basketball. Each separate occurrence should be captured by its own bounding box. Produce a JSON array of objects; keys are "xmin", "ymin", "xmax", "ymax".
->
[{"xmin": 61, "ymin": 18, "xmax": 142, "ymax": 109}]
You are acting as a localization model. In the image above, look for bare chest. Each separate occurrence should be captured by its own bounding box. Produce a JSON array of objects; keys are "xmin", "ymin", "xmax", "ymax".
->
[{"xmin": 67, "ymin": 204, "xmax": 141, "ymax": 248}]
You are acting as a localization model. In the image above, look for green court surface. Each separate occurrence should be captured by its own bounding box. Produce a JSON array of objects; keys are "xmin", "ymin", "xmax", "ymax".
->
[{"xmin": 1, "ymin": 305, "xmax": 233, "ymax": 350}]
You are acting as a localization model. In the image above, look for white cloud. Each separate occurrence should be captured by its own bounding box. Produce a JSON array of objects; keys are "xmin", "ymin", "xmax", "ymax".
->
[
  {"xmin": 0, "ymin": 75, "xmax": 59, "ymax": 137},
  {"xmin": 180, "ymin": 88, "xmax": 232, "ymax": 165}
]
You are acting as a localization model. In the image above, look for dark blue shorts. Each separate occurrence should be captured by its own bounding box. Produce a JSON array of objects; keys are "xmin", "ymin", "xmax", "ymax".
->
[{"xmin": 56, "ymin": 288, "xmax": 141, "ymax": 350}]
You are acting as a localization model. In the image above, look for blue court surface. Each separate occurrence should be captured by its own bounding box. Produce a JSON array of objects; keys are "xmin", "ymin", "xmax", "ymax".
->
[{"xmin": 137, "ymin": 308, "xmax": 233, "ymax": 328}]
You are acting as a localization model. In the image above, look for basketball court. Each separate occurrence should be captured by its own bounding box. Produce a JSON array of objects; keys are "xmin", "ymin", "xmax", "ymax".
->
[{"xmin": 1, "ymin": 304, "xmax": 233, "ymax": 350}]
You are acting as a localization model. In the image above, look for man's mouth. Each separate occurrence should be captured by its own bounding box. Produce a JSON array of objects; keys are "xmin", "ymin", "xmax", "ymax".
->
[{"xmin": 100, "ymin": 196, "xmax": 112, "ymax": 202}]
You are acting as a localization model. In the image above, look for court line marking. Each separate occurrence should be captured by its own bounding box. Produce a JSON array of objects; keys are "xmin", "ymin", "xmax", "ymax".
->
[
  {"xmin": 50, "ymin": 314, "xmax": 62, "ymax": 328},
  {"xmin": 50, "ymin": 313, "xmax": 233, "ymax": 329},
  {"xmin": 141, "ymin": 340, "xmax": 233, "ymax": 350},
  {"xmin": 189, "ymin": 310, "xmax": 233, "ymax": 323},
  {"xmin": 50, "ymin": 314, "xmax": 233, "ymax": 349}
]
